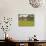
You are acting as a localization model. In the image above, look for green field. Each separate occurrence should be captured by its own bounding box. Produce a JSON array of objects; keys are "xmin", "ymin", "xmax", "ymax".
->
[{"xmin": 18, "ymin": 20, "xmax": 34, "ymax": 26}]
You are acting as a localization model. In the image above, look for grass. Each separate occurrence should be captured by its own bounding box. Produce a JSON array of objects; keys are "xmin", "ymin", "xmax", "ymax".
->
[{"xmin": 18, "ymin": 20, "xmax": 34, "ymax": 26}]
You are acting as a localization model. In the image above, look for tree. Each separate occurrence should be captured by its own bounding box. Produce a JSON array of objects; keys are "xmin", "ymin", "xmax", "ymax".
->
[{"xmin": 27, "ymin": 14, "xmax": 34, "ymax": 21}]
